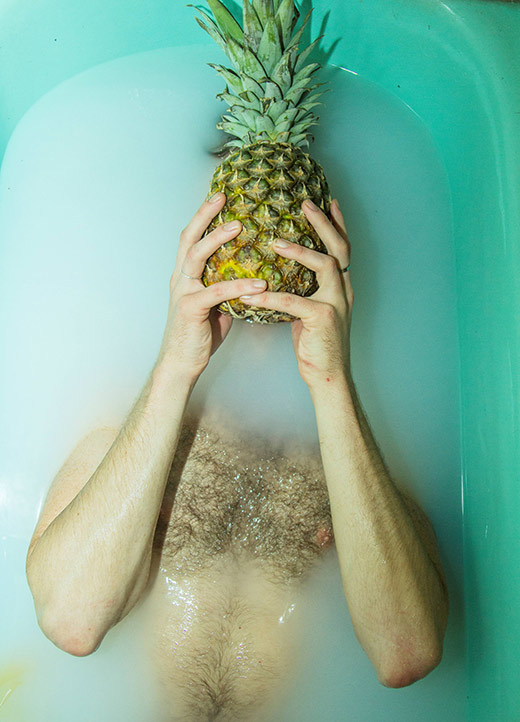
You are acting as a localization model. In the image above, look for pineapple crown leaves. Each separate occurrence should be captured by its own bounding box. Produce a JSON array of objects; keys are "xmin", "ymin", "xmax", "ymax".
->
[{"xmin": 189, "ymin": 0, "xmax": 329, "ymax": 150}]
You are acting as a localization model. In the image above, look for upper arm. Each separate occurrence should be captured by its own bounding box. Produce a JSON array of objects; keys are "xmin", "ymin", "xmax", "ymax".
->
[{"xmin": 27, "ymin": 426, "xmax": 120, "ymax": 559}]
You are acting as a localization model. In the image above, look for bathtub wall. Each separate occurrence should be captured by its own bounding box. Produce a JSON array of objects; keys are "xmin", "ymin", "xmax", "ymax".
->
[{"xmin": 335, "ymin": 3, "xmax": 520, "ymax": 718}]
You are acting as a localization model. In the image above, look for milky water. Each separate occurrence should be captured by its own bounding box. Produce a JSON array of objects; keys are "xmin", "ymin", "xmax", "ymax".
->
[{"xmin": 0, "ymin": 46, "xmax": 465, "ymax": 720}]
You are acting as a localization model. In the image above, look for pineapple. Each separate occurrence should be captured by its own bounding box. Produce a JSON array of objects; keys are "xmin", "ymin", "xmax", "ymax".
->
[{"xmin": 192, "ymin": 0, "xmax": 332, "ymax": 323}]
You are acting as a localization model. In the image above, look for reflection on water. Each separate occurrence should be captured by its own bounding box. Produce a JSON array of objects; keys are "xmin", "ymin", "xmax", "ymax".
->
[
  {"xmin": 0, "ymin": 44, "xmax": 463, "ymax": 721},
  {"xmin": 0, "ymin": 663, "xmax": 27, "ymax": 712}
]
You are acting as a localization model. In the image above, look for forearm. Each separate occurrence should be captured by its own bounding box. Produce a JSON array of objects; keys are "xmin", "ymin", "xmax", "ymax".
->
[
  {"xmin": 310, "ymin": 371, "xmax": 447, "ymax": 687},
  {"xmin": 26, "ymin": 362, "xmax": 193, "ymax": 654}
]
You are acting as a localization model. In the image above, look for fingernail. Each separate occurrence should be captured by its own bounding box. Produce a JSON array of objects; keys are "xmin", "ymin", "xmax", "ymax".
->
[
  {"xmin": 209, "ymin": 192, "xmax": 224, "ymax": 203},
  {"xmin": 273, "ymin": 239, "xmax": 289, "ymax": 248},
  {"xmin": 224, "ymin": 220, "xmax": 241, "ymax": 231},
  {"xmin": 333, "ymin": 198, "xmax": 340, "ymax": 210},
  {"xmin": 240, "ymin": 295, "xmax": 253, "ymax": 301},
  {"xmin": 303, "ymin": 199, "xmax": 318, "ymax": 211},
  {"xmin": 252, "ymin": 279, "xmax": 266, "ymax": 288}
]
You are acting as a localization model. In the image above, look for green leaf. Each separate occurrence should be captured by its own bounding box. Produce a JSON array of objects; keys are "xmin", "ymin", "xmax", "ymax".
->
[
  {"xmin": 240, "ymin": 107, "xmax": 264, "ymax": 129},
  {"xmin": 275, "ymin": 0, "xmax": 297, "ymax": 47},
  {"xmin": 284, "ymin": 86, "xmax": 306, "ymax": 106},
  {"xmin": 293, "ymin": 62, "xmax": 320, "ymax": 85},
  {"xmin": 290, "ymin": 117, "xmax": 319, "ymax": 135},
  {"xmin": 286, "ymin": 8, "xmax": 312, "ymax": 51},
  {"xmin": 255, "ymin": 115, "xmax": 276, "ymax": 133},
  {"xmin": 243, "ymin": 1, "xmax": 263, "ymax": 51},
  {"xmin": 206, "ymin": 0, "xmax": 244, "ymax": 45},
  {"xmin": 300, "ymin": 88, "xmax": 330, "ymax": 107},
  {"xmin": 288, "ymin": 131, "xmax": 311, "ymax": 146},
  {"xmin": 273, "ymin": 118, "xmax": 293, "ymax": 133},
  {"xmin": 227, "ymin": 37, "xmax": 266, "ymax": 77},
  {"xmin": 208, "ymin": 64, "xmax": 244, "ymax": 94},
  {"xmin": 294, "ymin": 35, "xmax": 323, "ymax": 73},
  {"xmin": 222, "ymin": 112, "xmax": 239, "ymax": 122},
  {"xmin": 274, "ymin": 130, "xmax": 290, "ymax": 142},
  {"xmin": 277, "ymin": 107, "xmax": 299, "ymax": 124},
  {"xmin": 193, "ymin": 15, "xmax": 228, "ymax": 56},
  {"xmin": 266, "ymin": 98, "xmax": 289, "ymax": 121},
  {"xmin": 187, "ymin": 4, "xmax": 217, "ymax": 26},
  {"xmin": 239, "ymin": 73, "xmax": 265, "ymax": 98},
  {"xmin": 296, "ymin": 101, "xmax": 322, "ymax": 115},
  {"xmin": 284, "ymin": 76, "xmax": 321, "ymax": 106},
  {"xmin": 251, "ymin": 0, "xmax": 275, "ymax": 26},
  {"xmin": 238, "ymin": 90, "xmax": 263, "ymax": 112},
  {"xmin": 217, "ymin": 119, "xmax": 251, "ymax": 138},
  {"xmin": 223, "ymin": 139, "xmax": 245, "ymax": 148},
  {"xmin": 217, "ymin": 90, "xmax": 247, "ymax": 107},
  {"xmin": 271, "ymin": 47, "xmax": 297, "ymax": 93},
  {"xmin": 262, "ymin": 80, "xmax": 283, "ymax": 101},
  {"xmin": 257, "ymin": 16, "xmax": 283, "ymax": 73}
]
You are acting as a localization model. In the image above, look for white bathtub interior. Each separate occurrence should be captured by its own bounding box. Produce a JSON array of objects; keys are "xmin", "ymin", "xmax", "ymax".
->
[{"xmin": 0, "ymin": 46, "xmax": 465, "ymax": 721}]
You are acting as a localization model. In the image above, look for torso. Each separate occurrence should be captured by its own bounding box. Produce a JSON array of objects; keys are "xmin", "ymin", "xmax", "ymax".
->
[{"xmin": 145, "ymin": 416, "xmax": 334, "ymax": 722}]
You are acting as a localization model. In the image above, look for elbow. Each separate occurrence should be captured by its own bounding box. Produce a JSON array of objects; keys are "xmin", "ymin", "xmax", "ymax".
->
[
  {"xmin": 26, "ymin": 554, "xmax": 106, "ymax": 657},
  {"xmin": 377, "ymin": 642, "xmax": 444, "ymax": 689},
  {"xmin": 37, "ymin": 608, "xmax": 104, "ymax": 657},
  {"xmin": 51, "ymin": 636, "xmax": 100, "ymax": 658},
  {"xmin": 378, "ymin": 591, "xmax": 449, "ymax": 689}
]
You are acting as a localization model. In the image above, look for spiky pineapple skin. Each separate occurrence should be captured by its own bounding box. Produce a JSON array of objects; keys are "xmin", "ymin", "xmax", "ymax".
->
[{"xmin": 202, "ymin": 140, "xmax": 331, "ymax": 323}]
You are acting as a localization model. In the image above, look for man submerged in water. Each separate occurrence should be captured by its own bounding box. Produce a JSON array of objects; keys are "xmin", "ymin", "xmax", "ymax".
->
[{"xmin": 26, "ymin": 193, "xmax": 449, "ymax": 721}]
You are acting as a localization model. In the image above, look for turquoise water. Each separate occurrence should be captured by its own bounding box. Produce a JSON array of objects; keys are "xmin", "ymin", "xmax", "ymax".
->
[{"xmin": 0, "ymin": 46, "xmax": 464, "ymax": 720}]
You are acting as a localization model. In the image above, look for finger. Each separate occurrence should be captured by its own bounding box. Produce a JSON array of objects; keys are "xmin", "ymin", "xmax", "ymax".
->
[
  {"xmin": 330, "ymin": 199, "xmax": 350, "ymax": 243},
  {"xmin": 329, "ymin": 201, "xmax": 354, "ymax": 300},
  {"xmin": 208, "ymin": 308, "xmax": 233, "ymax": 354},
  {"xmin": 184, "ymin": 277, "xmax": 267, "ymax": 318},
  {"xmin": 272, "ymin": 239, "xmax": 342, "ymax": 290},
  {"xmin": 239, "ymin": 290, "xmax": 334, "ymax": 327},
  {"xmin": 181, "ymin": 220, "xmax": 242, "ymax": 278},
  {"xmin": 302, "ymin": 199, "xmax": 350, "ymax": 263},
  {"xmin": 179, "ymin": 192, "xmax": 226, "ymax": 250}
]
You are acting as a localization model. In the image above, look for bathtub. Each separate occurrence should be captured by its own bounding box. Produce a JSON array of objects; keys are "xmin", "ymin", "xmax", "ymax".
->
[{"xmin": 0, "ymin": 0, "xmax": 519, "ymax": 720}]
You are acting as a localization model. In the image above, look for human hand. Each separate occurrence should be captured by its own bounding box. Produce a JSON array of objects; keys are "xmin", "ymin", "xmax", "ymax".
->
[
  {"xmin": 240, "ymin": 198, "xmax": 354, "ymax": 391},
  {"xmin": 155, "ymin": 193, "xmax": 267, "ymax": 384}
]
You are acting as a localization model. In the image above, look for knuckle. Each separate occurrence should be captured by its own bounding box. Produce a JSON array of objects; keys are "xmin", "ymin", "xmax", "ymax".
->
[
  {"xmin": 184, "ymin": 246, "xmax": 197, "ymax": 264},
  {"xmin": 320, "ymin": 302, "xmax": 336, "ymax": 320},
  {"xmin": 212, "ymin": 282, "xmax": 226, "ymax": 300},
  {"xmin": 281, "ymin": 294, "xmax": 294, "ymax": 309},
  {"xmin": 323, "ymin": 254, "xmax": 337, "ymax": 272}
]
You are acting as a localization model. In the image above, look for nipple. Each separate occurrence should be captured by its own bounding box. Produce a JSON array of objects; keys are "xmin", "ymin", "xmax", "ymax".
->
[{"xmin": 315, "ymin": 526, "xmax": 334, "ymax": 549}]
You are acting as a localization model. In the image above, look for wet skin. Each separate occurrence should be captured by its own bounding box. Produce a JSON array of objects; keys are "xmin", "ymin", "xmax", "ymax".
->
[{"xmin": 145, "ymin": 417, "xmax": 335, "ymax": 721}]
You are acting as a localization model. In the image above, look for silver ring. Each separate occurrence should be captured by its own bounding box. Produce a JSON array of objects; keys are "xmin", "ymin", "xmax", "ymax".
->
[
  {"xmin": 180, "ymin": 269, "xmax": 201, "ymax": 281},
  {"xmin": 340, "ymin": 263, "xmax": 351, "ymax": 273}
]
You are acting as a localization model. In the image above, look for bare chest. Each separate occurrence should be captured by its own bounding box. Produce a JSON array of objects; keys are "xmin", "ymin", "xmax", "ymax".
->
[
  {"xmin": 154, "ymin": 422, "xmax": 333, "ymax": 580},
  {"xmin": 146, "ymin": 422, "xmax": 334, "ymax": 720}
]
